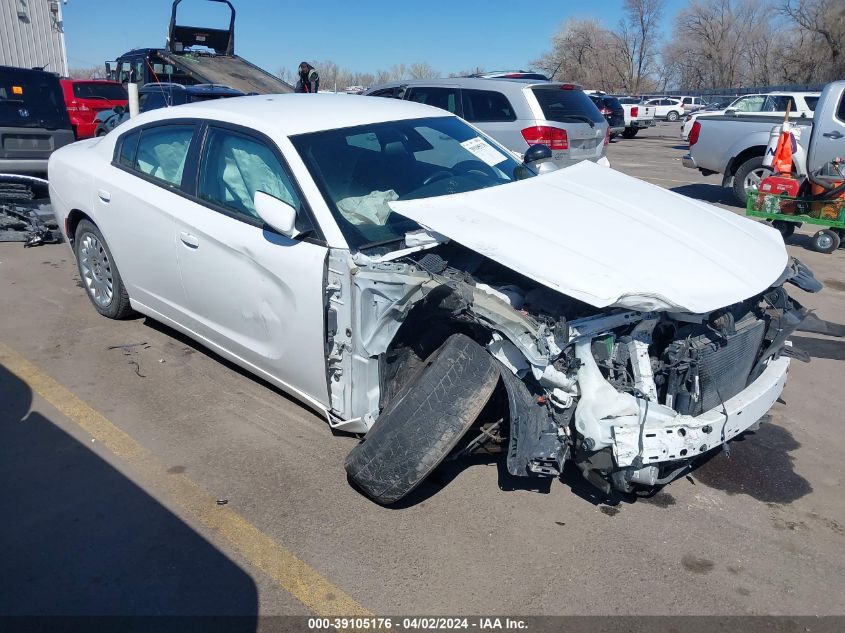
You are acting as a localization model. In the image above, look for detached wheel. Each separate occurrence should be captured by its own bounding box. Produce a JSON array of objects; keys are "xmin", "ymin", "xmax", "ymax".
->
[
  {"xmin": 622, "ymin": 128, "xmax": 638, "ymax": 139},
  {"xmin": 812, "ymin": 229, "xmax": 841, "ymax": 253},
  {"xmin": 771, "ymin": 220, "xmax": 795, "ymax": 240},
  {"xmin": 667, "ymin": 111, "xmax": 680, "ymax": 122},
  {"xmin": 732, "ymin": 155, "xmax": 772, "ymax": 206},
  {"xmin": 74, "ymin": 219, "xmax": 133, "ymax": 319},
  {"xmin": 345, "ymin": 333, "xmax": 500, "ymax": 505}
]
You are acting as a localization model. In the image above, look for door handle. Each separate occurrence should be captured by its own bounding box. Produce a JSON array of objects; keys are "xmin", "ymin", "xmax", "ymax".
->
[
  {"xmin": 822, "ymin": 130, "xmax": 843, "ymax": 139},
  {"xmin": 179, "ymin": 231, "xmax": 199, "ymax": 248},
  {"xmin": 97, "ymin": 189, "xmax": 111, "ymax": 203}
]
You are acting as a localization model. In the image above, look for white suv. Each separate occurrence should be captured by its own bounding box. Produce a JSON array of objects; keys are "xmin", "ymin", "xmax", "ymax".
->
[{"xmin": 681, "ymin": 92, "xmax": 820, "ymax": 140}]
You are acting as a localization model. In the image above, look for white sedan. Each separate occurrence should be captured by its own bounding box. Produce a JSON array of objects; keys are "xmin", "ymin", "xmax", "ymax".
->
[{"xmin": 49, "ymin": 94, "xmax": 818, "ymax": 504}]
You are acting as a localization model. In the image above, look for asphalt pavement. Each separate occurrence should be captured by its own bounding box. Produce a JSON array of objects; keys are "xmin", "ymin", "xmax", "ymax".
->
[{"xmin": 1, "ymin": 121, "xmax": 844, "ymax": 620}]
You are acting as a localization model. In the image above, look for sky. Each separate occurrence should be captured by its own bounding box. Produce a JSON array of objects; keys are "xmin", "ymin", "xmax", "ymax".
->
[{"xmin": 61, "ymin": 0, "xmax": 688, "ymax": 76}]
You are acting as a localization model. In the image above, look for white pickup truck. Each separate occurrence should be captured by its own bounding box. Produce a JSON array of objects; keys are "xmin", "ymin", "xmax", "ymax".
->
[
  {"xmin": 617, "ymin": 97, "xmax": 656, "ymax": 138},
  {"xmin": 683, "ymin": 81, "xmax": 843, "ymax": 205}
]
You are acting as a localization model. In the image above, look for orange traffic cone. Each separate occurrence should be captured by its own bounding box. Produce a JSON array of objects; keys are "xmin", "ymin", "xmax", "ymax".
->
[{"xmin": 772, "ymin": 130, "xmax": 794, "ymax": 174}]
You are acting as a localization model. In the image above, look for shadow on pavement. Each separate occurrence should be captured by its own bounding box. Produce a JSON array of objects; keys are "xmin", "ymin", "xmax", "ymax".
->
[
  {"xmin": 670, "ymin": 183, "xmax": 740, "ymax": 207},
  {"xmin": 0, "ymin": 362, "xmax": 258, "ymax": 623},
  {"xmin": 790, "ymin": 335, "xmax": 845, "ymax": 361}
]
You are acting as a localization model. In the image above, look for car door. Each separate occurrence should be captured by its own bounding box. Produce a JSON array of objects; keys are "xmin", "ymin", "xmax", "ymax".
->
[
  {"xmin": 807, "ymin": 85, "xmax": 845, "ymax": 181},
  {"xmin": 93, "ymin": 122, "xmax": 197, "ymax": 321},
  {"xmin": 173, "ymin": 123, "xmax": 330, "ymax": 404},
  {"xmin": 460, "ymin": 88, "xmax": 521, "ymax": 151},
  {"xmin": 405, "ymin": 85, "xmax": 463, "ymax": 117}
]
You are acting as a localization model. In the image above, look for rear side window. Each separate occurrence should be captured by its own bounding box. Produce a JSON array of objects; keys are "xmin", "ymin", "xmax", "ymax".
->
[
  {"xmin": 133, "ymin": 125, "xmax": 195, "ymax": 187},
  {"xmin": 805, "ymin": 97, "xmax": 819, "ymax": 112},
  {"xmin": 407, "ymin": 87, "xmax": 461, "ymax": 115},
  {"xmin": 72, "ymin": 82, "xmax": 127, "ymax": 101},
  {"xmin": 198, "ymin": 127, "xmax": 301, "ymax": 223},
  {"xmin": 531, "ymin": 88, "xmax": 603, "ymax": 124},
  {"xmin": 461, "ymin": 89, "xmax": 516, "ymax": 122},
  {"xmin": 763, "ymin": 96, "xmax": 796, "ymax": 112},
  {"xmin": 369, "ymin": 88, "xmax": 398, "ymax": 98}
]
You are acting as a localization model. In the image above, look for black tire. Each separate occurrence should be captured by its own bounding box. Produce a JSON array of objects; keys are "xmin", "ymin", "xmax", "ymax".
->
[
  {"xmin": 771, "ymin": 220, "xmax": 796, "ymax": 240},
  {"xmin": 74, "ymin": 219, "xmax": 133, "ymax": 319},
  {"xmin": 345, "ymin": 333, "xmax": 500, "ymax": 505},
  {"xmin": 811, "ymin": 229, "xmax": 841, "ymax": 254},
  {"xmin": 667, "ymin": 110, "xmax": 680, "ymax": 122},
  {"xmin": 622, "ymin": 128, "xmax": 638, "ymax": 139},
  {"xmin": 732, "ymin": 155, "xmax": 772, "ymax": 206}
]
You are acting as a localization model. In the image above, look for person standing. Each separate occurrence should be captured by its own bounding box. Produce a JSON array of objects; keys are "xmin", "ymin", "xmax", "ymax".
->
[{"xmin": 295, "ymin": 62, "xmax": 320, "ymax": 93}]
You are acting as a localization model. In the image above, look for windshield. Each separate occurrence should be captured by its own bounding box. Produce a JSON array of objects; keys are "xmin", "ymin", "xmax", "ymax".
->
[
  {"xmin": 72, "ymin": 82, "xmax": 127, "ymax": 101},
  {"xmin": 291, "ymin": 116, "xmax": 531, "ymax": 251},
  {"xmin": 0, "ymin": 71, "xmax": 70, "ymax": 130}
]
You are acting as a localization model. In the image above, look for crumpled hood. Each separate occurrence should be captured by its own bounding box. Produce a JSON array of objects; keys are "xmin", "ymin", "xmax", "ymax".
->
[{"xmin": 389, "ymin": 161, "xmax": 788, "ymax": 314}]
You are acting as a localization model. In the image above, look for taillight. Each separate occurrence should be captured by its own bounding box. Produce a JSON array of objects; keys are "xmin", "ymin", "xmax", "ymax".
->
[
  {"xmin": 560, "ymin": 84, "xmax": 576, "ymax": 90},
  {"xmin": 631, "ymin": 106, "xmax": 639, "ymax": 117},
  {"xmin": 689, "ymin": 121, "xmax": 701, "ymax": 146},
  {"xmin": 522, "ymin": 126, "xmax": 569, "ymax": 150},
  {"xmin": 599, "ymin": 108, "xmax": 612, "ymax": 115},
  {"xmin": 66, "ymin": 100, "xmax": 90, "ymax": 113}
]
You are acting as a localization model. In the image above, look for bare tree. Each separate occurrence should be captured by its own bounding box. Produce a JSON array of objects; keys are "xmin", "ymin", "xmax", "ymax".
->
[
  {"xmin": 781, "ymin": 0, "xmax": 845, "ymax": 80},
  {"xmin": 69, "ymin": 66, "xmax": 106, "ymax": 79},
  {"xmin": 607, "ymin": 0, "xmax": 665, "ymax": 93},
  {"xmin": 409, "ymin": 62, "xmax": 438, "ymax": 79}
]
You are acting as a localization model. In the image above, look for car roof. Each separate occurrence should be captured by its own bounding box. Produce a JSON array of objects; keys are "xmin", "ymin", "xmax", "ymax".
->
[
  {"xmin": 367, "ymin": 76, "xmax": 569, "ymax": 92},
  {"xmin": 123, "ymin": 93, "xmax": 456, "ymax": 136}
]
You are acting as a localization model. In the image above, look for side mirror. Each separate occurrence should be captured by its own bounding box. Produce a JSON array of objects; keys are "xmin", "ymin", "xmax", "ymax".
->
[
  {"xmin": 523, "ymin": 144, "xmax": 553, "ymax": 165},
  {"xmin": 254, "ymin": 191, "xmax": 297, "ymax": 237}
]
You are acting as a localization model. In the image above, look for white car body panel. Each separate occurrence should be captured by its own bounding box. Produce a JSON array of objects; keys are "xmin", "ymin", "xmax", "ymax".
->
[
  {"xmin": 644, "ymin": 99, "xmax": 683, "ymax": 119},
  {"xmin": 390, "ymin": 160, "xmax": 787, "ymax": 314}
]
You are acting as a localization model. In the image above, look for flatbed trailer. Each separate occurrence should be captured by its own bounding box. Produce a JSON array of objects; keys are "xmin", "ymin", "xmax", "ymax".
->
[{"xmin": 106, "ymin": 0, "xmax": 293, "ymax": 95}]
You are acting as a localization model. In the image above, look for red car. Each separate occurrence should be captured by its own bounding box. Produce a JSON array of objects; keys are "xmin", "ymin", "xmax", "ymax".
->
[{"xmin": 59, "ymin": 79, "xmax": 127, "ymax": 139}]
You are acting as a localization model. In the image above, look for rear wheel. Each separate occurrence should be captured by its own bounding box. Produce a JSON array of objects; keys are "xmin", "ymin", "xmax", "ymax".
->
[
  {"xmin": 771, "ymin": 220, "xmax": 796, "ymax": 240},
  {"xmin": 345, "ymin": 333, "xmax": 500, "ymax": 505},
  {"xmin": 667, "ymin": 110, "xmax": 680, "ymax": 122},
  {"xmin": 732, "ymin": 155, "xmax": 772, "ymax": 206},
  {"xmin": 812, "ymin": 229, "xmax": 841, "ymax": 253},
  {"xmin": 622, "ymin": 128, "xmax": 638, "ymax": 139},
  {"xmin": 74, "ymin": 220, "xmax": 133, "ymax": 319}
]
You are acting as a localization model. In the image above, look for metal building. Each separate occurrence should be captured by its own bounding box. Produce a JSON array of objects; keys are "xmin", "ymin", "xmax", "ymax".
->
[{"xmin": 1, "ymin": 0, "xmax": 68, "ymax": 76}]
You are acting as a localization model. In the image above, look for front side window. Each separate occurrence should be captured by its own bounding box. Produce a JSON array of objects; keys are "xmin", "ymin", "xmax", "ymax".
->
[
  {"xmin": 461, "ymin": 89, "xmax": 516, "ymax": 122},
  {"xmin": 198, "ymin": 127, "xmax": 301, "ymax": 223},
  {"xmin": 291, "ymin": 116, "xmax": 530, "ymax": 252},
  {"xmin": 407, "ymin": 87, "xmax": 461, "ymax": 115},
  {"xmin": 733, "ymin": 96, "xmax": 765, "ymax": 112},
  {"xmin": 72, "ymin": 82, "xmax": 127, "ymax": 101},
  {"xmin": 133, "ymin": 124, "xmax": 194, "ymax": 186}
]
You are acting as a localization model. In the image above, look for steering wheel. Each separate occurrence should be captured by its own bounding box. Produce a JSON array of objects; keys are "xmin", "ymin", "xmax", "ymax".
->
[
  {"xmin": 422, "ymin": 170, "xmax": 455, "ymax": 186},
  {"xmin": 452, "ymin": 160, "xmax": 498, "ymax": 180}
]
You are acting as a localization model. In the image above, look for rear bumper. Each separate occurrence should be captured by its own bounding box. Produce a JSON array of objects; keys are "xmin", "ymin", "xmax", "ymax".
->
[
  {"xmin": 682, "ymin": 153, "xmax": 697, "ymax": 169},
  {"xmin": 632, "ymin": 119, "xmax": 655, "ymax": 129},
  {"xmin": 0, "ymin": 158, "xmax": 49, "ymax": 174},
  {"xmin": 612, "ymin": 356, "xmax": 789, "ymax": 467}
]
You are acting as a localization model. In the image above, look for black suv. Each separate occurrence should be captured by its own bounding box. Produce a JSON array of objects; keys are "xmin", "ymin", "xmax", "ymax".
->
[
  {"xmin": 1, "ymin": 66, "xmax": 75, "ymax": 174},
  {"xmin": 95, "ymin": 83, "xmax": 244, "ymax": 136},
  {"xmin": 588, "ymin": 94, "xmax": 625, "ymax": 139}
]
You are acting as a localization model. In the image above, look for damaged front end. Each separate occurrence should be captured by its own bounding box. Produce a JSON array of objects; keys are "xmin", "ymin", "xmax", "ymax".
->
[{"xmin": 333, "ymin": 240, "xmax": 818, "ymax": 500}]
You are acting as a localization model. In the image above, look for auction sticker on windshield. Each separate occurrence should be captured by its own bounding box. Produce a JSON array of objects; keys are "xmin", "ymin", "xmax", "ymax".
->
[{"xmin": 460, "ymin": 137, "xmax": 507, "ymax": 166}]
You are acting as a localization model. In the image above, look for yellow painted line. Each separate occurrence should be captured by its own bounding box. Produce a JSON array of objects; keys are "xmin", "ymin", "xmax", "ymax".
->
[{"xmin": 0, "ymin": 342, "xmax": 371, "ymax": 618}]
